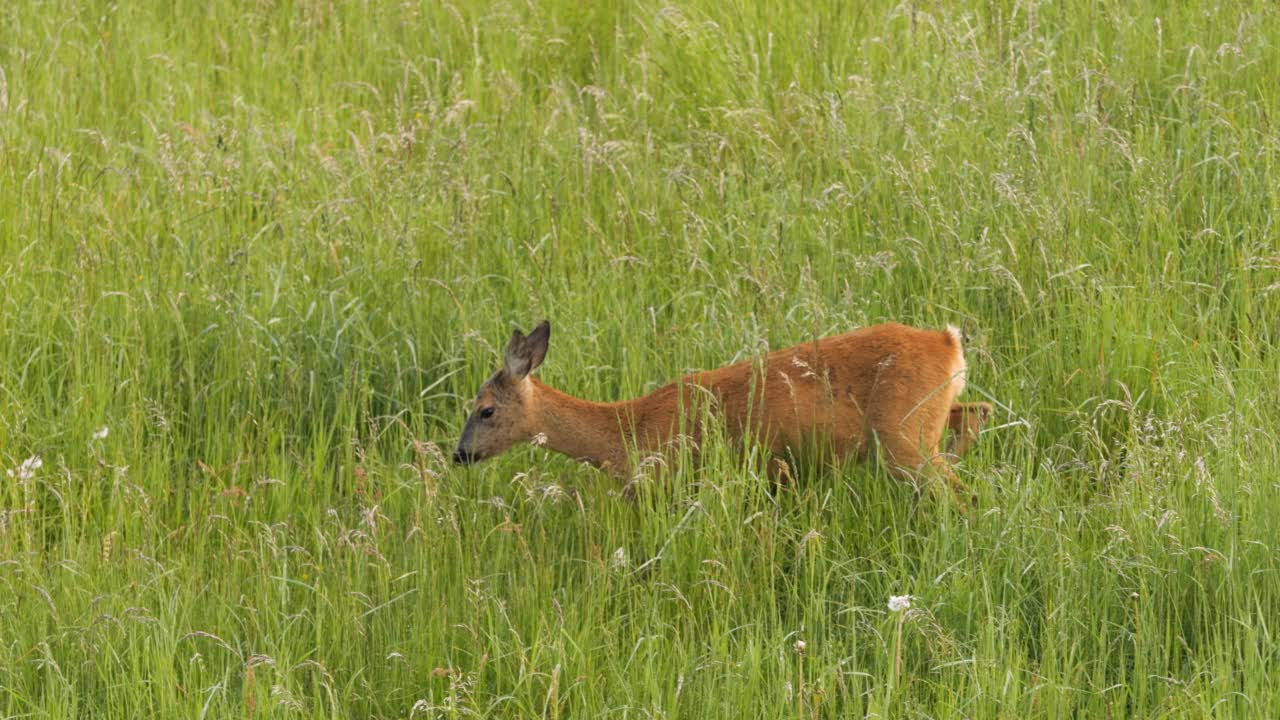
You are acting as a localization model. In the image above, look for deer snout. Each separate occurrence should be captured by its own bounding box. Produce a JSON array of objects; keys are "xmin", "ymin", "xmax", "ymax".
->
[{"xmin": 452, "ymin": 448, "xmax": 475, "ymax": 465}]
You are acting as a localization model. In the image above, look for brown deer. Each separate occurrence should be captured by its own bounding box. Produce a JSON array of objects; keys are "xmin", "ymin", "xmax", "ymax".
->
[{"xmin": 453, "ymin": 321, "xmax": 991, "ymax": 508}]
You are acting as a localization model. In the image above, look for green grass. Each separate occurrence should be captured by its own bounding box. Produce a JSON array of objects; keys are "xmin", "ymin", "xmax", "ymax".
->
[{"xmin": 2, "ymin": 0, "xmax": 1279, "ymax": 716}]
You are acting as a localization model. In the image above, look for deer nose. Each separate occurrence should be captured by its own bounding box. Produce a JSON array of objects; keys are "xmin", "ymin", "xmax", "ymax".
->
[{"xmin": 452, "ymin": 449, "xmax": 473, "ymax": 465}]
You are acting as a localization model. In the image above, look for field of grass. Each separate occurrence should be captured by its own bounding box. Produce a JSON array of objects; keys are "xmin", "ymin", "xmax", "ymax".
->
[{"xmin": 2, "ymin": 0, "xmax": 1279, "ymax": 717}]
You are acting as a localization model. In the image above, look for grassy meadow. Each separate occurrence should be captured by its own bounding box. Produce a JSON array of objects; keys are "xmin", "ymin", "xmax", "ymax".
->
[{"xmin": 2, "ymin": 0, "xmax": 1279, "ymax": 716}]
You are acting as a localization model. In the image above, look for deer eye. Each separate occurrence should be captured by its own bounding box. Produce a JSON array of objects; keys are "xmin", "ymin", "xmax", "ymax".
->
[{"xmin": 480, "ymin": 407, "xmax": 496, "ymax": 419}]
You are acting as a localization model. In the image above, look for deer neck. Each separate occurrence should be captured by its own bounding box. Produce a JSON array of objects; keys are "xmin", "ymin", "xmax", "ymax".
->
[{"xmin": 528, "ymin": 378, "xmax": 644, "ymax": 474}]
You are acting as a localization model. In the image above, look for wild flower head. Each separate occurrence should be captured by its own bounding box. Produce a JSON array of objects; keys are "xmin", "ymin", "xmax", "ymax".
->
[{"xmin": 7, "ymin": 455, "xmax": 42, "ymax": 481}]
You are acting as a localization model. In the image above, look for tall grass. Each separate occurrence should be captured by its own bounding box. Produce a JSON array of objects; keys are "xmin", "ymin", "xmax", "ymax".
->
[{"xmin": 1, "ymin": 0, "xmax": 1278, "ymax": 716}]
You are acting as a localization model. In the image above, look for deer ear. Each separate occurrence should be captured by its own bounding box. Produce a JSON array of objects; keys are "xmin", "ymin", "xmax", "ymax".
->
[
  {"xmin": 503, "ymin": 321, "xmax": 550, "ymax": 379},
  {"xmin": 503, "ymin": 327, "xmax": 528, "ymax": 378},
  {"xmin": 525, "ymin": 320, "xmax": 550, "ymax": 372}
]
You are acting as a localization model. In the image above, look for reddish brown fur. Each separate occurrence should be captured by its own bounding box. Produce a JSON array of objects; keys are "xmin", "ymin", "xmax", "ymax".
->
[{"xmin": 455, "ymin": 321, "xmax": 988, "ymax": 507}]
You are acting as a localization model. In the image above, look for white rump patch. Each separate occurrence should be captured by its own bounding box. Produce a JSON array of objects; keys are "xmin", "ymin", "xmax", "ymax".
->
[{"xmin": 946, "ymin": 325, "xmax": 968, "ymax": 397}]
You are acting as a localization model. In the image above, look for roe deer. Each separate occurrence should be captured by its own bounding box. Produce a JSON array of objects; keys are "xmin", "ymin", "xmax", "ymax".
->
[{"xmin": 453, "ymin": 321, "xmax": 991, "ymax": 507}]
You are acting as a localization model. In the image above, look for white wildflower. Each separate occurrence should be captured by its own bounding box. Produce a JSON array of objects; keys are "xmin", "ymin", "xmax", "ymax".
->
[
  {"xmin": 7, "ymin": 455, "xmax": 42, "ymax": 481},
  {"xmin": 611, "ymin": 547, "xmax": 628, "ymax": 570},
  {"xmin": 888, "ymin": 595, "xmax": 913, "ymax": 612},
  {"xmin": 93, "ymin": 426, "xmax": 110, "ymax": 440},
  {"xmin": 793, "ymin": 639, "xmax": 807, "ymax": 654}
]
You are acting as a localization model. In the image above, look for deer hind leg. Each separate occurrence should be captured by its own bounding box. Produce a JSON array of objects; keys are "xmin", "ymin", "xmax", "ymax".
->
[
  {"xmin": 923, "ymin": 454, "xmax": 976, "ymax": 512},
  {"xmin": 877, "ymin": 416, "xmax": 974, "ymax": 512},
  {"xmin": 946, "ymin": 402, "xmax": 993, "ymax": 458}
]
